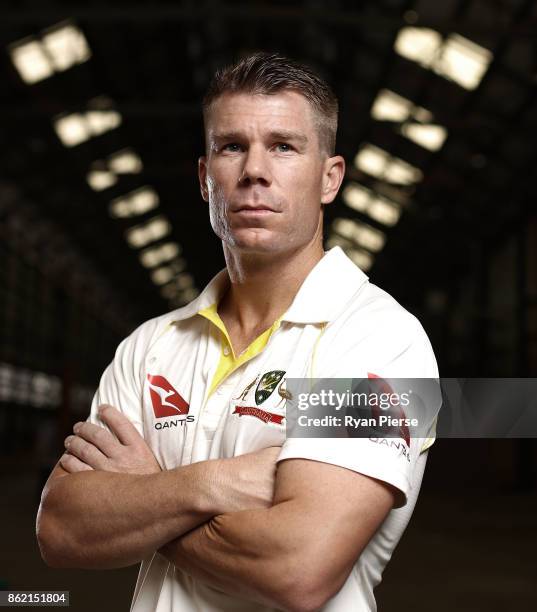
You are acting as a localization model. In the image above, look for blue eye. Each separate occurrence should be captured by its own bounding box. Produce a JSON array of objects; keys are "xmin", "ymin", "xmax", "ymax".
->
[
  {"xmin": 223, "ymin": 143, "xmax": 241, "ymax": 152},
  {"xmin": 276, "ymin": 143, "xmax": 291, "ymax": 152}
]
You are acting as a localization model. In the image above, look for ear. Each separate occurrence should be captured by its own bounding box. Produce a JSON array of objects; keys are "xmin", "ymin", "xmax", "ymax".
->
[
  {"xmin": 198, "ymin": 156, "xmax": 209, "ymax": 202},
  {"xmin": 320, "ymin": 155, "xmax": 345, "ymax": 205}
]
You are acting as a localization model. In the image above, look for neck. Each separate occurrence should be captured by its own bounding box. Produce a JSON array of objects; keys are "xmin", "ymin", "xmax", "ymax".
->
[{"xmin": 218, "ymin": 240, "xmax": 324, "ymax": 331}]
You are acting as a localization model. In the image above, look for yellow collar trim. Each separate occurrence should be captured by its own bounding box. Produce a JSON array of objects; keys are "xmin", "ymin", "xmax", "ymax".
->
[{"xmin": 198, "ymin": 304, "xmax": 281, "ymax": 396}]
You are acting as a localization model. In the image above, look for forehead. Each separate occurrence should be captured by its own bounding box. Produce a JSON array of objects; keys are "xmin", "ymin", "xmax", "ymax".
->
[{"xmin": 205, "ymin": 91, "xmax": 317, "ymax": 137}]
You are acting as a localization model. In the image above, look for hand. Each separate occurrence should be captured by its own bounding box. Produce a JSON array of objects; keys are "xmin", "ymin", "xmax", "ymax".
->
[
  {"xmin": 215, "ymin": 446, "xmax": 280, "ymax": 513},
  {"xmin": 60, "ymin": 404, "xmax": 162, "ymax": 475},
  {"xmin": 158, "ymin": 447, "xmax": 280, "ymax": 567}
]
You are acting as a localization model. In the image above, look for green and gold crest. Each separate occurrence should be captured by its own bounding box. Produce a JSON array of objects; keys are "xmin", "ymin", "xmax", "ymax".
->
[{"xmin": 255, "ymin": 370, "xmax": 285, "ymax": 405}]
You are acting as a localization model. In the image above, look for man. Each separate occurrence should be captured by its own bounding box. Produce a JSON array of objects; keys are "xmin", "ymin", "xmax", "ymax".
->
[{"xmin": 37, "ymin": 53, "xmax": 438, "ymax": 611}]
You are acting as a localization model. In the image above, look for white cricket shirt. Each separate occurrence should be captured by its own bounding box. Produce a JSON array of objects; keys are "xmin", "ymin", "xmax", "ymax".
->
[{"xmin": 87, "ymin": 247, "xmax": 439, "ymax": 611}]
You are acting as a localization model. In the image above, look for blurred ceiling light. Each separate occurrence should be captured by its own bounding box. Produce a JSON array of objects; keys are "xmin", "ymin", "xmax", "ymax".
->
[
  {"xmin": 436, "ymin": 34, "xmax": 492, "ymax": 90},
  {"xmin": 130, "ymin": 187, "xmax": 159, "ymax": 211},
  {"xmin": 109, "ymin": 187, "xmax": 159, "ymax": 218},
  {"xmin": 355, "ymin": 144, "xmax": 385, "ymax": 176},
  {"xmin": 160, "ymin": 273, "xmax": 198, "ymax": 302},
  {"xmin": 371, "ymin": 89, "xmax": 413, "ymax": 122},
  {"xmin": 87, "ymin": 170, "xmax": 117, "ymax": 191},
  {"xmin": 342, "ymin": 183, "xmax": 401, "ymax": 226},
  {"xmin": 176, "ymin": 273, "xmax": 194, "ymax": 290},
  {"xmin": 367, "ymin": 197, "xmax": 401, "ymax": 226},
  {"xmin": 161, "ymin": 286, "xmax": 199, "ymax": 307},
  {"xmin": 108, "ymin": 149, "xmax": 142, "ymax": 174},
  {"xmin": 342, "ymin": 182, "xmax": 369, "ymax": 212},
  {"xmin": 125, "ymin": 215, "xmax": 171, "ymax": 248},
  {"xmin": 87, "ymin": 148, "xmax": 142, "ymax": 191},
  {"xmin": 332, "ymin": 218, "xmax": 386, "ymax": 252},
  {"xmin": 179, "ymin": 287, "xmax": 199, "ymax": 302},
  {"xmin": 371, "ymin": 90, "xmax": 448, "ymax": 152},
  {"xmin": 9, "ymin": 39, "xmax": 54, "ymax": 84},
  {"xmin": 160, "ymin": 281, "xmax": 198, "ymax": 303},
  {"xmin": 9, "ymin": 22, "xmax": 90, "ymax": 85},
  {"xmin": 401, "ymin": 123, "xmax": 447, "ymax": 151},
  {"xmin": 41, "ymin": 22, "xmax": 91, "ymax": 72},
  {"xmin": 85, "ymin": 110, "xmax": 122, "ymax": 135},
  {"xmin": 151, "ymin": 265, "xmax": 175, "ymax": 286},
  {"xmin": 54, "ymin": 108, "xmax": 122, "ymax": 147},
  {"xmin": 346, "ymin": 247, "xmax": 374, "ymax": 271},
  {"xmin": 139, "ymin": 242, "xmax": 181, "ymax": 268},
  {"xmin": 384, "ymin": 159, "xmax": 422, "ymax": 184},
  {"xmin": 371, "ymin": 89, "xmax": 433, "ymax": 123},
  {"xmin": 395, "ymin": 27, "xmax": 491, "ymax": 90},
  {"xmin": 395, "ymin": 27, "xmax": 442, "ymax": 65},
  {"xmin": 354, "ymin": 144, "xmax": 423, "ymax": 185},
  {"xmin": 53, "ymin": 113, "xmax": 91, "ymax": 147},
  {"xmin": 325, "ymin": 233, "xmax": 353, "ymax": 250}
]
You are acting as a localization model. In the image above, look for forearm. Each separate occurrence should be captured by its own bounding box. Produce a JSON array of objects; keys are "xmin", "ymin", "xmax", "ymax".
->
[
  {"xmin": 161, "ymin": 459, "xmax": 397, "ymax": 612},
  {"xmin": 37, "ymin": 461, "xmax": 221, "ymax": 569},
  {"xmin": 160, "ymin": 504, "xmax": 320, "ymax": 611}
]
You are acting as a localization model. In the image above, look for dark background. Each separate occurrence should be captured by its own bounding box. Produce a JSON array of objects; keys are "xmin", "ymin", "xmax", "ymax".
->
[{"xmin": 1, "ymin": 1, "xmax": 536, "ymax": 610}]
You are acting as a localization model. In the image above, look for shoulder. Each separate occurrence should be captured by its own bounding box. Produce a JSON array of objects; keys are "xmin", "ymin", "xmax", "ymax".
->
[
  {"xmin": 116, "ymin": 308, "xmax": 188, "ymax": 358},
  {"xmin": 327, "ymin": 280, "xmax": 425, "ymax": 344},
  {"xmin": 319, "ymin": 281, "xmax": 437, "ymax": 377}
]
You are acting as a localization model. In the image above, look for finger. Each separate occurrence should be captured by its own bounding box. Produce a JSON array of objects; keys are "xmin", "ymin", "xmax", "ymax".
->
[
  {"xmin": 64, "ymin": 434, "xmax": 108, "ymax": 469},
  {"xmin": 59, "ymin": 452, "xmax": 94, "ymax": 473},
  {"xmin": 98, "ymin": 404, "xmax": 143, "ymax": 446},
  {"xmin": 73, "ymin": 421, "xmax": 121, "ymax": 458}
]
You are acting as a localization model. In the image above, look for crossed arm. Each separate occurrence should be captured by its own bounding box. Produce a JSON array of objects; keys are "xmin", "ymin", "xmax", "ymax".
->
[
  {"xmin": 159, "ymin": 458, "xmax": 395, "ymax": 611},
  {"xmin": 37, "ymin": 406, "xmax": 396, "ymax": 611},
  {"xmin": 37, "ymin": 406, "xmax": 278, "ymax": 569}
]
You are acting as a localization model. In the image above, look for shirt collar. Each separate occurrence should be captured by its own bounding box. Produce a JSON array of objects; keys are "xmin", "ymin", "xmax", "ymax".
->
[
  {"xmin": 170, "ymin": 247, "xmax": 368, "ymax": 325},
  {"xmin": 170, "ymin": 267, "xmax": 230, "ymax": 323},
  {"xmin": 281, "ymin": 246, "xmax": 369, "ymax": 324}
]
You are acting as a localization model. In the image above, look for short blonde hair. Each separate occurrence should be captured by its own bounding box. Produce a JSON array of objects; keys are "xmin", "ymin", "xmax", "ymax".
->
[{"xmin": 202, "ymin": 52, "xmax": 339, "ymax": 156}]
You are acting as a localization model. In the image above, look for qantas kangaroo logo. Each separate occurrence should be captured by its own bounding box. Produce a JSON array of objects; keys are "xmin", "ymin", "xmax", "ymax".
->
[{"xmin": 147, "ymin": 374, "xmax": 189, "ymax": 418}]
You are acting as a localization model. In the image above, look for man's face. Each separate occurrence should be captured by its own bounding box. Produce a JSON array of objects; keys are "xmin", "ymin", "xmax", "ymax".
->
[{"xmin": 199, "ymin": 91, "xmax": 340, "ymax": 256}]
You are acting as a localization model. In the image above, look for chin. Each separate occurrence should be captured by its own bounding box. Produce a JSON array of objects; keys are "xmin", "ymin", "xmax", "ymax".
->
[
  {"xmin": 228, "ymin": 228, "xmax": 281, "ymax": 252},
  {"xmin": 232, "ymin": 240, "xmax": 281, "ymax": 254}
]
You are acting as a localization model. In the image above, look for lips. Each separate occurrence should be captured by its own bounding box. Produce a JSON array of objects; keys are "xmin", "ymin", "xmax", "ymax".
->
[
  {"xmin": 233, "ymin": 204, "xmax": 275, "ymax": 212},
  {"xmin": 231, "ymin": 203, "xmax": 279, "ymax": 213}
]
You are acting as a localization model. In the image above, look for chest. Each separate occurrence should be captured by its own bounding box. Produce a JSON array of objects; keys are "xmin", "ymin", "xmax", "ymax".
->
[{"xmin": 140, "ymin": 321, "xmax": 323, "ymax": 469}]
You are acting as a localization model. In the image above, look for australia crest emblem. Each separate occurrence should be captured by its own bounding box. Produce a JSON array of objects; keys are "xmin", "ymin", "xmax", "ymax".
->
[{"xmin": 255, "ymin": 370, "xmax": 286, "ymax": 405}]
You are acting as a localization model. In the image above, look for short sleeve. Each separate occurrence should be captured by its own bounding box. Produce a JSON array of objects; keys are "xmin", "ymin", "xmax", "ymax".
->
[
  {"xmin": 86, "ymin": 320, "xmax": 158, "ymax": 436},
  {"xmin": 278, "ymin": 305, "xmax": 440, "ymax": 505}
]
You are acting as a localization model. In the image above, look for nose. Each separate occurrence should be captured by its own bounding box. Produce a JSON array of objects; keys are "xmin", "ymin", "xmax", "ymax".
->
[{"xmin": 238, "ymin": 145, "xmax": 272, "ymax": 187}]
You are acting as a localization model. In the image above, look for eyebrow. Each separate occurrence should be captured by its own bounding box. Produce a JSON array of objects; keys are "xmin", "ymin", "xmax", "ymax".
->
[
  {"xmin": 213, "ymin": 130, "xmax": 309, "ymax": 145},
  {"xmin": 269, "ymin": 130, "xmax": 309, "ymax": 145}
]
